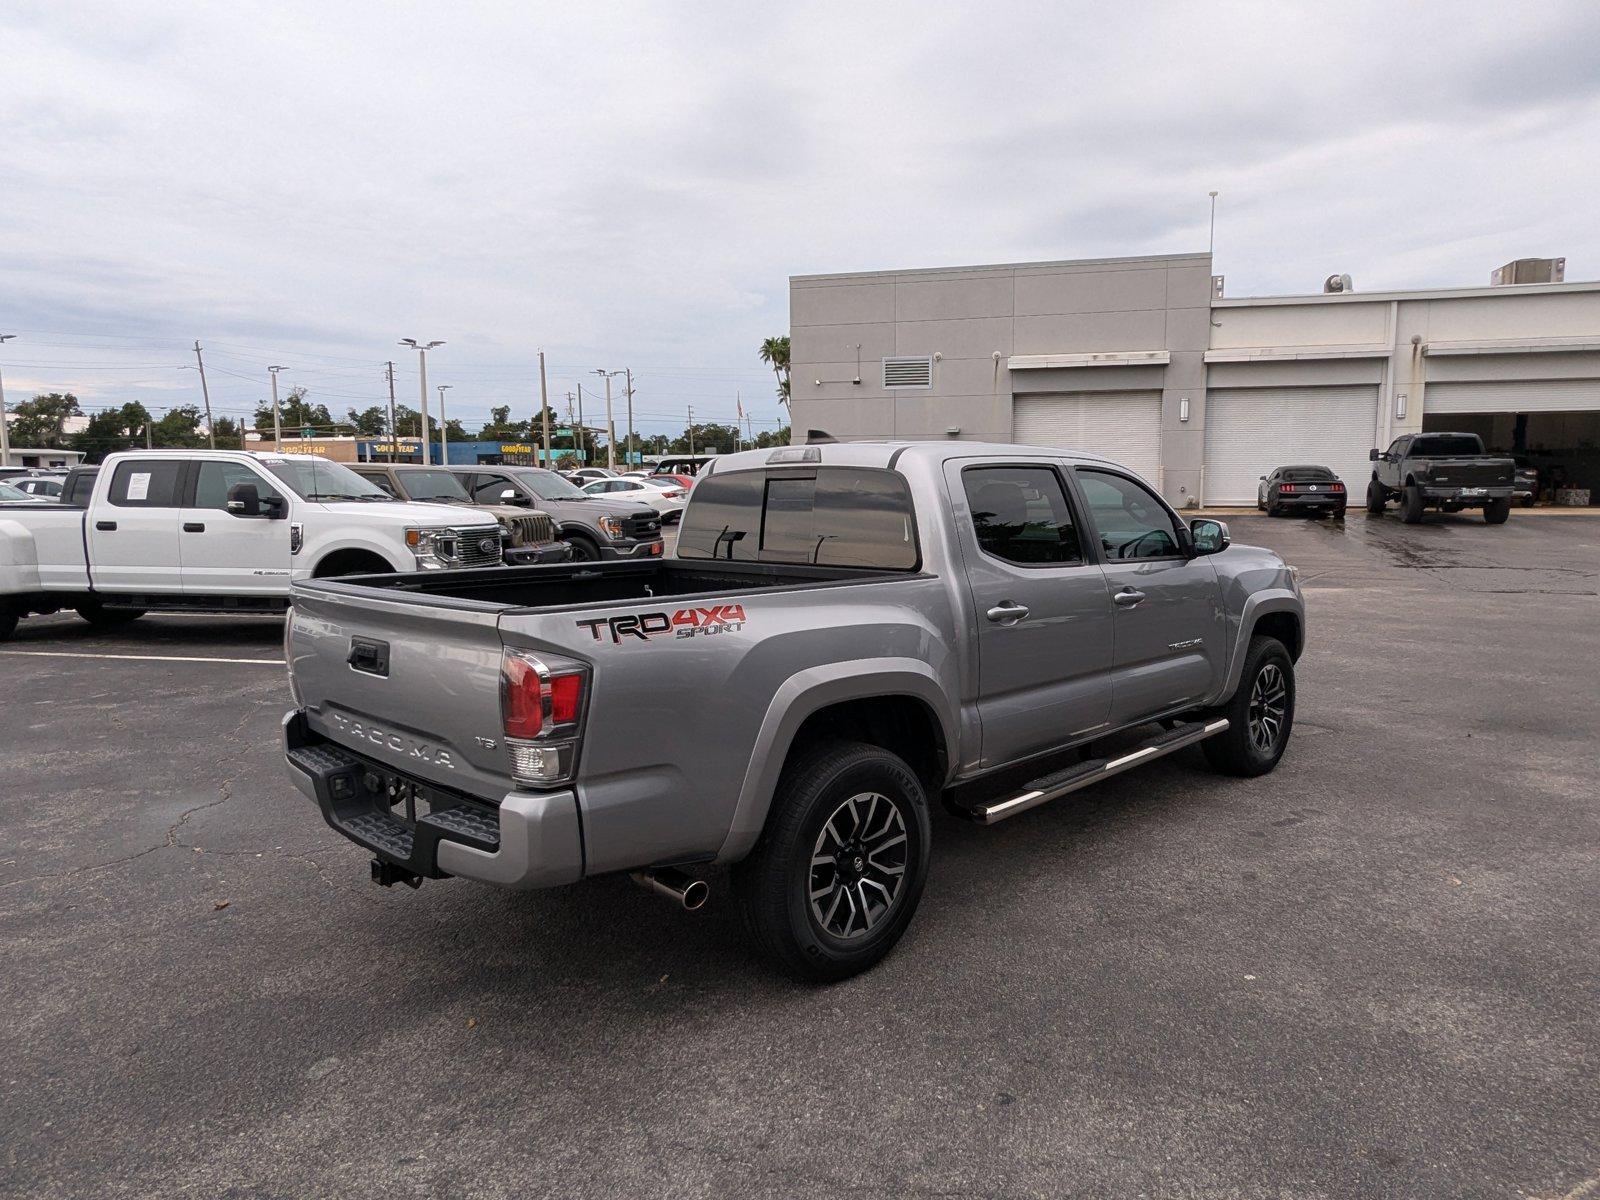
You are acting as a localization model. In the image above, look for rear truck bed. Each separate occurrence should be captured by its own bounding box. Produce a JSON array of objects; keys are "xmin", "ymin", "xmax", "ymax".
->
[
  {"xmin": 283, "ymin": 557, "xmax": 948, "ymax": 889},
  {"xmin": 1414, "ymin": 455, "xmax": 1514, "ymax": 499}
]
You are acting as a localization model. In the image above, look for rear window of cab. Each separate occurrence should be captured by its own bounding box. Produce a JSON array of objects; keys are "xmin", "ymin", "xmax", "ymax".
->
[{"xmin": 676, "ymin": 466, "xmax": 919, "ymax": 570}]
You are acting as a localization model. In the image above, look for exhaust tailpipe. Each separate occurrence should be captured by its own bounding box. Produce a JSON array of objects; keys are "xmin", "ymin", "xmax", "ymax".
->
[{"xmin": 631, "ymin": 867, "xmax": 709, "ymax": 911}]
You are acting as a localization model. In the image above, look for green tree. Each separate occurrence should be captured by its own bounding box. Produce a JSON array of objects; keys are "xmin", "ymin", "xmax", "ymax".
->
[
  {"xmin": 150, "ymin": 405, "xmax": 210, "ymax": 449},
  {"xmin": 254, "ymin": 386, "xmax": 335, "ymax": 437},
  {"xmin": 669, "ymin": 422, "xmax": 742, "ymax": 455},
  {"xmin": 346, "ymin": 406, "xmax": 389, "ymax": 437},
  {"xmin": 72, "ymin": 402, "xmax": 152, "ymax": 463},
  {"xmin": 758, "ymin": 335, "xmax": 790, "ymax": 406},
  {"xmin": 753, "ymin": 426, "xmax": 791, "ymax": 449},
  {"xmin": 8, "ymin": 392, "xmax": 83, "ymax": 447},
  {"xmin": 437, "ymin": 418, "xmax": 472, "ymax": 446},
  {"xmin": 478, "ymin": 405, "xmax": 529, "ymax": 440},
  {"xmin": 212, "ymin": 416, "xmax": 243, "ymax": 446}
]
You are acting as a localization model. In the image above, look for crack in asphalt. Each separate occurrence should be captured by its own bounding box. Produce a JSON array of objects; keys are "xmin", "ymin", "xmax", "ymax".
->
[{"xmin": 0, "ymin": 691, "xmax": 280, "ymax": 892}]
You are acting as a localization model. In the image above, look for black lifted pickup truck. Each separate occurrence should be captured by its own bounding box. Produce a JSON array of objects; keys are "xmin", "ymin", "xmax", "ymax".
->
[{"xmin": 1366, "ymin": 432, "xmax": 1515, "ymax": 525}]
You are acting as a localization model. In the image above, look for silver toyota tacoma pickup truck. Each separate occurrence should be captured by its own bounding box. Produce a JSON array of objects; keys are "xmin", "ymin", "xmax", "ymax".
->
[{"xmin": 284, "ymin": 441, "xmax": 1304, "ymax": 980}]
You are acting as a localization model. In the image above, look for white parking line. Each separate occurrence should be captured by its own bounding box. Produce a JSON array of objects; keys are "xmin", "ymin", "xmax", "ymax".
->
[{"xmin": 0, "ymin": 650, "xmax": 283, "ymax": 665}]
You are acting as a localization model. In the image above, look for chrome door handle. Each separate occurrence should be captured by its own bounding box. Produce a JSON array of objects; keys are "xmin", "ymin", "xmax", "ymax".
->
[
  {"xmin": 1113, "ymin": 588, "xmax": 1146, "ymax": 607},
  {"xmin": 986, "ymin": 601, "xmax": 1029, "ymax": 624}
]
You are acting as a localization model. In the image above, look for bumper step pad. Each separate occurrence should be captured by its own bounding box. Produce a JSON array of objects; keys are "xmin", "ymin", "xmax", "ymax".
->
[
  {"xmin": 286, "ymin": 728, "xmax": 501, "ymax": 877},
  {"xmin": 956, "ymin": 718, "xmax": 1230, "ymax": 825}
]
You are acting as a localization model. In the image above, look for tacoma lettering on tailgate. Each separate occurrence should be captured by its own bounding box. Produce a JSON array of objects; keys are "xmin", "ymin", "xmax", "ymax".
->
[{"xmin": 577, "ymin": 604, "xmax": 748, "ymax": 644}]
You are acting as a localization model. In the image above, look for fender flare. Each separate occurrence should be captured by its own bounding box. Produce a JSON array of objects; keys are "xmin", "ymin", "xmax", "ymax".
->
[
  {"xmin": 304, "ymin": 537, "xmax": 407, "ymax": 578},
  {"xmin": 1221, "ymin": 589, "xmax": 1304, "ymax": 696},
  {"xmin": 714, "ymin": 658, "xmax": 957, "ymax": 864}
]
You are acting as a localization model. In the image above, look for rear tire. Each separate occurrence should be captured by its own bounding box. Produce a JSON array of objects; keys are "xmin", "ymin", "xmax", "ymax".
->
[
  {"xmin": 732, "ymin": 740, "xmax": 931, "ymax": 983},
  {"xmin": 0, "ymin": 601, "xmax": 18, "ymax": 642},
  {"xmin": 1402, "ymin": 484, "xmax": 1425, "ymax": 524},
  {"xmin": 74, "ymin": 599, "xmax": 146, "ymax": 629},
  {"xmin": 1366, "ymin": 479, "xmax": 1386, "ymax": 514},
  {"xmin": 1484, "ymin": 497, "xmax": 1511, "ymax": 525},
  {"xmin": 1202, "ymin": 636, "xmax": 1295, "ymax": 778}
]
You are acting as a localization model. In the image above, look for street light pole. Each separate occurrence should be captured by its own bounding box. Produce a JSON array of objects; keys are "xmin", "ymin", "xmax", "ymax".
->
[
  {"xmin": 0, "ymin": 334, "xmax": 15, "ymax": 468},
  {"xmin": 267, "ymin": 365, "xmax": 288, "ymax": 451},
  {"xmin": 1208, "ymin": 190, "xmax": 1219, "ymax": 258},
  {"xmin": 593, "ymin": 369, "xmax": 622, "ymax": 470},
  {"xmin": 437, "ymin": 384, "xmax": 453, "ymax": 464},
  {"xmin": 400, "ymin": 339, "xmax": 444, "ymax": 465}
]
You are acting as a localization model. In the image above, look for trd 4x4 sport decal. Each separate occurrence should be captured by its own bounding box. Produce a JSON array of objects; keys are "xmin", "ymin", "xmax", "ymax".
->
[{"xmin": 577, "ymin": 604, "xmax": 748, "ymax": 644}]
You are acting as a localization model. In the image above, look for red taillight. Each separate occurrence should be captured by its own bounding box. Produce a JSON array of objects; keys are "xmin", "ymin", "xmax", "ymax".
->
[
  {"xmin": 549, "ymin": 673, "xmax": 583, "ymax": 724},
  {"xmin": 664, "ymin": 489, "xmax": 684, "ymax": 499},
  {"xmin": 1331, "ymin": 482, "xmax": 1346, "ymax": 492},
  {"xmin": 502, "ymin": 654, "xmax": 544, "ymax": 738},
  {"xmin": 501, "ymin": 652, "xmax": 585, "ymax": 739},
  {"xmin": 1279, "ymin": 483, "xmax": 1298, "ymax": 493}
]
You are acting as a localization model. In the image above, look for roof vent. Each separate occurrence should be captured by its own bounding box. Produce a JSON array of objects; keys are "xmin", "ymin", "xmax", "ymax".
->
[
  {"xmin": 1323, "ymin": 273, "xmax": 1353, "ymax": 293},
  {"xmin": 883, "ymin": 356, "xmax": 933, "ymax": 389}
]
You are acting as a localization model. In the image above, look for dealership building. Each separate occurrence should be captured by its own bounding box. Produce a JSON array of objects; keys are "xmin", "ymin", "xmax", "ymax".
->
[{"xmin": 789, "ymin": 252, "xmax": 1600, "ymax": 505}]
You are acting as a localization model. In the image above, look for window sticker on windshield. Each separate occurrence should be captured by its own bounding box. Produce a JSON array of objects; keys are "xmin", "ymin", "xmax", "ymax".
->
[{"xmin": 126, "ymin": 472, "xmax": 151, "ymax": 501}]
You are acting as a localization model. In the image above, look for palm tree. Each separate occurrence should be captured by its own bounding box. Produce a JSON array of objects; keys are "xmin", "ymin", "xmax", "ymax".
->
[{"xmin": 758, "ymin": 335, "xmax": 790, "ymax": 407}]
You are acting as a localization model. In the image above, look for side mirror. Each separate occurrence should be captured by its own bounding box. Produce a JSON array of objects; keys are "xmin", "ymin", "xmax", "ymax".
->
[
  {"xmin": 1369, "ymin": 448, "xmax": 1380, "ymax": 461},
  {"xmin": 262, "ymin": 495, "xmax": 287, "ymax": 519},
  {"xmin": 498, "ymin": 488, "xmax": 524, "ymax": 504},
  {"xmin": 1258, "ymin": 474, "xmax": 1267, "ymax": 481},
  {"xmin": 1189, "ymin": 517, "xmax": 1230, "ymax": 556},
  {"xmin": 226, "ymin": 482, "xmax": 262, "ymax": 517}
]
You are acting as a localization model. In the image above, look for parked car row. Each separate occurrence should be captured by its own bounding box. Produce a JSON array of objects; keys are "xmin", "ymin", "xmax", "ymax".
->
[{"xmin": 0, "ymin": 450, "xmax": 668, "ymax": 640}]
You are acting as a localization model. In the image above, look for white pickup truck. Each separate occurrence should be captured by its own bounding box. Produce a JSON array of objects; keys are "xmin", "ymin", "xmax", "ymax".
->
[{"xmin": 0, "ymin": 449, "xmax": 506, "ymax": 641}]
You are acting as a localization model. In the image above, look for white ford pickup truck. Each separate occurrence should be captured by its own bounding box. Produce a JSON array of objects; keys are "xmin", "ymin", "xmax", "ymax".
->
[{"xmin": 0, "ymin": 449, "xmax": 505, "ymax": 640}]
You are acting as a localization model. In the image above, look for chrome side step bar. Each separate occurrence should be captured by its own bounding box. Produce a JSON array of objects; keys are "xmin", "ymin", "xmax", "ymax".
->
[{"xmin": 970, "ymin": 718, "xmax": 1230, "ymax": 825}]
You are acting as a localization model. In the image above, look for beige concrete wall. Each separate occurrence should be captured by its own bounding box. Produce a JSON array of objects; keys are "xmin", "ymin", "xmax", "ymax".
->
[{"xmin": 790, "ymin": 253, "xmax": 1211, "ymax": 502}]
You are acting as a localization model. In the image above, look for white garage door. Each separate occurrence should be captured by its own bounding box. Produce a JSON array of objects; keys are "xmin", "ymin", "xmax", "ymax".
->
[
  {"xmin": 1013, "ymin": 390, "xmax": 1162, "ymax": 485},
  {"xmin": 1203, "ymin": 386, "xmax": 1380, "ymax": 505},
  {"xmin": 1424, "ymin": 379, "xmax": 1600, "ymax": 414}
]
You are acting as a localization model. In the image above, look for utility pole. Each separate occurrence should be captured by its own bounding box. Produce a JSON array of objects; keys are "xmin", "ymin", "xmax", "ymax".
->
[
  {"xmin": 1208, "ymin": 190, "xmax": 1219, "ymax": 257},
  {"xmin": 379, "ymin": 361, "xmax": 395, "ymax": 460},
  {"xmin": 193, "ymin": 341, "xmax": 216, "ymax": 449},
  {"xmin": 688, "ymin": 404, "xmax": 695, "ymax": 456},
  {"xmin": 267, "ymin": 365, "xmax": 288, "ymax": 451},
  {"xmin": 624, "ymin": 367, "xmax": 635, "ymax": 466},
  {"xmin": 593, "ymin": 369, "xmax": 621, "ymax": 470},
  {"xmin": 538, "ymin": 350, "xmax": 551, "ymax": 467},
  {"xmin": 400, "ymin": 339, "xmax": 444, "ymax": 465},
  {"xmin": 145, "ymin": 422, "xmax": 153, "ymax": 449},
  {"xmin": 437, "ymin": 384, "xmax": 453, "ymax": 464},
  {"xmin": 0, "ymin": 334, "xmax": 15, "ymax": 468},
  {"xmin": 576, "ymin": 382, "xmax": 586, "ymax": 464}
]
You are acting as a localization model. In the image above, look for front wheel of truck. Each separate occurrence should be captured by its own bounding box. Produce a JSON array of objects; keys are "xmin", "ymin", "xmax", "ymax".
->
[
  {"xmin": 1201, "ymin": 635, "xmax": 1295, "ymax": 778},
  {"xmin": 0, "ymin": 601, "xmax": 18, "ymax": 642},
  {"xmin": 733, "ymin": 740, "xmax": 931, "ymax": 983}
]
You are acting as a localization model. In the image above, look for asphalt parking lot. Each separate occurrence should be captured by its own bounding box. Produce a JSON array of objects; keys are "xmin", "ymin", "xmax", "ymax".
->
[{"xmin": 3, "ymin": 512, "xmax": 1597, "ymax": 1199}]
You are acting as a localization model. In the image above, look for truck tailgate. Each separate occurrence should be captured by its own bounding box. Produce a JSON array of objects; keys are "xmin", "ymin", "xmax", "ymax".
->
[
  {"xmin": 1424, "ymin": 457, "xmax": 1514, "ymax": 488},
  {"xmin": 287, "ymin": 582, "xmax": 511, "ymax": 801}
]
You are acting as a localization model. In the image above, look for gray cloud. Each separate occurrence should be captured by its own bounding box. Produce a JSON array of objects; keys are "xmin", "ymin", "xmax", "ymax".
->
[{"xmin": 2, "ymin": 0, "xmax": 1598, "ymax": 433}]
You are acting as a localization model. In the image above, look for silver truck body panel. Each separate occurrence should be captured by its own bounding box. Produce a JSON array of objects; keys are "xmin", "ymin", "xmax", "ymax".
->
[{"xmin": 285, "ymin": 440, "xmax": 1305, "ymax": 890}]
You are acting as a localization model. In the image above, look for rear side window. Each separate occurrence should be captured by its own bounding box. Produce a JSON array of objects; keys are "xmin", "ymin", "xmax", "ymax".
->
[
  {"xmin": 468, "ymin": 474, "xmax": 512, "ymax": 502},
  {"xmin": 962, "ymin": 465, "xmax": 1083, "ymax": 566},
  {"xmin": 677, "ymin": 467, "xmax": 918, "ymax": 569},
  {"xmin": 108, "ymin": 460, "xmax": 185, "ymax": 508}
]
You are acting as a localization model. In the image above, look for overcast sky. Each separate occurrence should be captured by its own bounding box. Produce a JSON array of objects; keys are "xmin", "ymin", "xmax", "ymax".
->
[{"xmin": 3, "ymin": 0, "xmax": 1598, "ymax": 438}]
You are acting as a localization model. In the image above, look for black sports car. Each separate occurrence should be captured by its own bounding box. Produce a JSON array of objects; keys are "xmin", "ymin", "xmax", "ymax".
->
[{"xmin": 1257, "ymin": 465, "xmax": 1347, "ymax": 518}]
